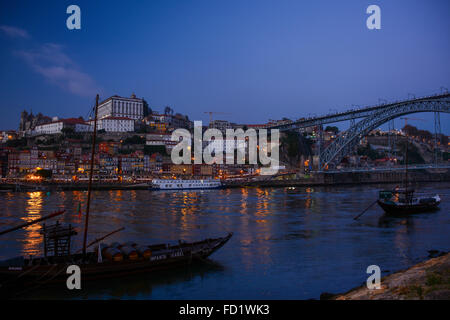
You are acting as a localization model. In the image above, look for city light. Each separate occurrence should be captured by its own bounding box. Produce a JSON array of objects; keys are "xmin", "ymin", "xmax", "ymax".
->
[{"xmin": 25, "ymin": 174, "xmax": 43, "ymax": 181}]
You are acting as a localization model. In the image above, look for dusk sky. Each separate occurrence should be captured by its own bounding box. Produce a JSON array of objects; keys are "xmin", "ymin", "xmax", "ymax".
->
[{"xmin": 0, "ymin": 0, "xmax": 449, "ymax": 132}]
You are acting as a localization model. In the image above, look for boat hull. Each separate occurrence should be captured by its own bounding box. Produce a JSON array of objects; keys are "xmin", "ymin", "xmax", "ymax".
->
[
  {"xmin": 377, "ymin": 200, "xmax": 440, "ymax": 215},
  {"xmin": 0, "ymin": 233, "xmax": 232, "ymax": 298},
  {"xmin": 151, "ymin": 179, "xmax": 222, "ymax": 190},
  {"xmin": 152, "ymin": 185, "xmax": 223, "ymax": 191}
]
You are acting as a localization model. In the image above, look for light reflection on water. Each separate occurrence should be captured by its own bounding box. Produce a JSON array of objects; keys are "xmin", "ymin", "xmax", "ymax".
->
[
  {"xmin": 22, "ymin": 192, "xmax": 44, "ymax": 256},
  {"xmin": 0, "ymin": 182, "xmax": 449, "ymax": 299}
]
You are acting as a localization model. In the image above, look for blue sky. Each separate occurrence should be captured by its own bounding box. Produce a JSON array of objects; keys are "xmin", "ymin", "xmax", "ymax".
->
[{"xmin": 0, "ymin": 0, "xmax": 449, "ymax": 132}]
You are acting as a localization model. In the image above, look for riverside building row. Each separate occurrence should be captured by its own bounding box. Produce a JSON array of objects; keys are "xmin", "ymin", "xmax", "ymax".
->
[{"xmin": 0, "ymin": 145, "xmax": 256, "ymax": 180}]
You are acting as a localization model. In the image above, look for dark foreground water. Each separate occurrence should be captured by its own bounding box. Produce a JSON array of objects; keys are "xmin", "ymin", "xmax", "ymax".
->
[{"xmin": 0, "ymin": 182, "xmax": 449, "ymax": 299}]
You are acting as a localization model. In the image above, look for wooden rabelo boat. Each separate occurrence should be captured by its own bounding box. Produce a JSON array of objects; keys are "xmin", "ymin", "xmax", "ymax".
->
[
  {"xmin": 0, "ymin": 231, "xmax": 232, "ymax": 297},
  {"xmin": 0, "ymin": 95, "xmax": 232, "ymax": 298},
  {"xmin": 377, "ymin": 188, "xmax": 441, "ymax": 215},
  {"xmin": 376, "ymin": 139, "xmax": 441, "ymax": 215}
]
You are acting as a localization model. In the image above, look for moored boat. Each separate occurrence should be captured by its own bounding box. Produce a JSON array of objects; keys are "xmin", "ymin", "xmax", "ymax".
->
[
  {"xmin": 377, "ymin": 189, "xmax": 441, "ymax": 215},
  {"xmin": 285, "ymin": 186, "xmax": 298, "ymax": 194},
  {"xmin": 376, "ymin": 138, "xmax": 442, "ymax": 216},
  {"xmin": 0, "ymin": 232, "xmax": 232, "ymax": 298}
]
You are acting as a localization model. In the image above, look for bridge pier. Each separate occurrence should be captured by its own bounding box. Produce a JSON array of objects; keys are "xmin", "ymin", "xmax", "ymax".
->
[{"xmin": 434, "ymin": 111, "xmax": 441, "ymax": 166}]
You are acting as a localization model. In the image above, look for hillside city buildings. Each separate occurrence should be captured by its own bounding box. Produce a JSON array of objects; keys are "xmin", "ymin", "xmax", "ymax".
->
[{"xmin": 1, "ymin": 93, "xmax": 448, "ymax": 182}]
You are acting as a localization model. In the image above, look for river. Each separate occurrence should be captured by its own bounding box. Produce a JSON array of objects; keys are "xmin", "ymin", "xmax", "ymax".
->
[{"xmin": 0, "ymin": 182, "xmax": 449, "ymax": 299}]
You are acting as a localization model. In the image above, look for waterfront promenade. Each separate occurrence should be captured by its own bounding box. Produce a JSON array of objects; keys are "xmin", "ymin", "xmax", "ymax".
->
[{"xmin": 1, "ymin": 169, "xmax": 449, "ymax": 191}]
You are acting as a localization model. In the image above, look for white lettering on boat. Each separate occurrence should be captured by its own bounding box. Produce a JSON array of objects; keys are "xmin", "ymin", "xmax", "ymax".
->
[
  {"xmin": 8, "ymin": 266, "xmax": 22, "ymax": 271},
  {"xmin": 150, "ymin": 254, "xmax": 167, "ymax": 261},
  {"xmin": 171, "ymin": 250, "xmax": 184, "ymax": 258}
]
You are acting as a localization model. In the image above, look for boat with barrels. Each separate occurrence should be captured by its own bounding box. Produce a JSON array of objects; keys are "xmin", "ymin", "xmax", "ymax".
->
[{"xmin": 0, "ymin": 223, "xmax": 232, "ymax": 298}]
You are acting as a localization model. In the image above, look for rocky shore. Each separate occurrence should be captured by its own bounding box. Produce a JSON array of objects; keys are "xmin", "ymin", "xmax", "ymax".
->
[{"xmin": 331, "ymin": 252, "xmax": 450, "ymax": 300}]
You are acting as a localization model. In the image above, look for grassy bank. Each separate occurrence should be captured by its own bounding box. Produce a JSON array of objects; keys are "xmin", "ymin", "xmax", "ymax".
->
[{"xmin": 332, "ymin": 253, "xmax": 450, "ymax": 300}]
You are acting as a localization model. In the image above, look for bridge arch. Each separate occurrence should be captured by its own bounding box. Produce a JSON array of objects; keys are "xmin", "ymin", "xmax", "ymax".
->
[{"xmin": 319, "ymin": 97, "xmax": 450, "ymax": 170}]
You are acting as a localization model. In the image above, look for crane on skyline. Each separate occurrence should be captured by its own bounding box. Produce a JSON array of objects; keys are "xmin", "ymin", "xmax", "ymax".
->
[
  {"xmin": 204, "ymin": 111, "xmax": 231, "ymax": 124},
  {"xmin": 400, "ymin": 117, "xmax": 426, "ymax": 128}
]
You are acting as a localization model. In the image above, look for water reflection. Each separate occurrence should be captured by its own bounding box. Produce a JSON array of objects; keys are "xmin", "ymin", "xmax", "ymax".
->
[
  {"xmin": 22, "ymin": 191, "xmax": 44, "ymax": 256},
  {"xmin": 240, "ymin": 188, "xmax": 248, "ymax": 215},
  {"xmin": 20, "ymin": 260, "xmax": 226, "ymax": 300},
  {"xmin": 0, "ymin": 182, "xmax": 448, "ymax": 299}
]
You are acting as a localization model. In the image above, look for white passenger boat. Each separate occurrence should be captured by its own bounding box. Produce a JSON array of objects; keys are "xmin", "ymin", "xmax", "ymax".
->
[{"xmin": 151, "ymin": 179, "xmax": 222, "ymax": 190}]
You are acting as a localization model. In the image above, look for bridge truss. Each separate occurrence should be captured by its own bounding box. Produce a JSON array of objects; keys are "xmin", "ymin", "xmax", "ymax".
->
[{"xmin": 271, "ymin": 93, "xmax": 450, "ymax": 170}]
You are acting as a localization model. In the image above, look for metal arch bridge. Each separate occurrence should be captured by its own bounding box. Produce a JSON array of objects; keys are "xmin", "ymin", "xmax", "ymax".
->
[{"xmin": 269, "ymin": 93, "xmax": 450, "ymax": 170}]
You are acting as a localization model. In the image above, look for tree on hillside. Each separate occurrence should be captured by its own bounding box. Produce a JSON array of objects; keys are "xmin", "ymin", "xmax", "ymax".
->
[
  {"xmin": 440, "ymin": 134, "xmax": 448, "ymax": 146},
  {"xmin": 144, "ymin": 145, "xmax": 167, "ymax": 156},
  {"xmin": 357, "ymin": 143, "xmax": 379, "ymax": 160},
  {"xmin": 325, "ymin": 126, "xmax": 339, "ymax": 134},
  {"xmin": 397, "ymin": 140, "xmax": 425, "ymax": 164},
  {"xmin": 403, "ymin": 124, "xmax": 418, "ymax": 136},
  {"xmin": 403, "ymin": 125, "xmax": 433, "ymax": 141},
  {"xmin": 143, "ymin": 99, "xmax": 152, "ymax": 116},
  {"xmin": 164, "ymin": 106, "xmax": 173, "ymax": 115},
  {"xmin": 123, "ymin": 135, "xmax": 145, "ymax": 145},
  {"xmin": 61, "ymin": 127, "xmax": 75, "ymax": 136}
]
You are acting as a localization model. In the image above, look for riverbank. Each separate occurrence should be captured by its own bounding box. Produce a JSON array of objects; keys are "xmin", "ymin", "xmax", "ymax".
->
[
  {"xmin": 229, "ymin": 169, "xmax": 450, "ymax": 188},
  {"xmin": 1, "ymin": 169, "xmax": 449, "ymax": 191},
  {"xmin": 0, "ymin": 182, "xmax": 150, "ymax": 191},
  {"xmin": 331, "ymin": 252, "xmax": 450, "ymax": 300}
]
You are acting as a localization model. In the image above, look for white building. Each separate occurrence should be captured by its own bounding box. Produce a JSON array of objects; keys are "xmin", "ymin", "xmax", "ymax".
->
[
  {"xmin": 203, "ymin": 138, "xmax": 248, "ymax": 157},
  {"xmin": 209, "ymin": 120, "xmax": 234, "ymax": 133},
  {"xmin": 146, "ymin": 133, "xmax": 177, "ymax": 150},
  {"xmin": 34, "ymin": 118, "xmax": 91, "ymax": 135},
  {"xmin": 91, "ymin": 116, "xmax": 134, "ymax": 132},
  {"xmin": 97, "ymin": 94, "xmax": 144, "ymax": 120}
]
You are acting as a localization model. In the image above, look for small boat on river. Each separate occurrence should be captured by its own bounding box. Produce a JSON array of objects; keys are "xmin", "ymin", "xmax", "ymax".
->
[
  {"xmin": 377, "ymin": 188, "xmax": 441, "ymax": 215},
  {"xmin": 376, "ymin": 140, "xmax": 441, "ymax": 215},
  {"xmin": 285, "ymin": 187, "xmax": 298, "ymax": 193}
]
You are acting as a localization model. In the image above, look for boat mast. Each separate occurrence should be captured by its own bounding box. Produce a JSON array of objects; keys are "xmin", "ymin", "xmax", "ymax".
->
[
  {"xmin": 82, "ymin": 94, "xmax": 99, "ymax": 256},
  {"xmin": 0, "ymin": 210, "xmax": 65, "ymax": 236},
  {"xmin": 404, "ymin": 137, "xmax": 408, "ymax": 192}
]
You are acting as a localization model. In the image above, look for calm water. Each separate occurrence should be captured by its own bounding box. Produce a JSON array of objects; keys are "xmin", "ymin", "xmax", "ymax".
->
[{"xmin": 0, "ymin": 182, "xmax": 449, "ymax": 299}]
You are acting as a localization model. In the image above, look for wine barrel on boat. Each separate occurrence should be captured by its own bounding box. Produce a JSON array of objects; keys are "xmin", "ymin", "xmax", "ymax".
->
[
  {"xmin": 98, "ymin": 243, "xmax": 109, "ymax": 252},
  {"xmin": 122, "ymin": 241, "xmax": 137, "ymax": 248},
  {"xmin": 136, "ymin": 246, "xmax": 152, "ymax": 259},
  {"xmin": 94, "ymin": 243, "xmax": 109, "ymax": 256},
  {"xmin": 120, "ymin": 246, "xmax": 138, "ymax": 260},
  {"xmin": 103, "ymin": 247, "xmax": 123, "ymax": 262},
  {"xmin": 110, "ymin": 242, "xmax": 121, "ymax": 248}
]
